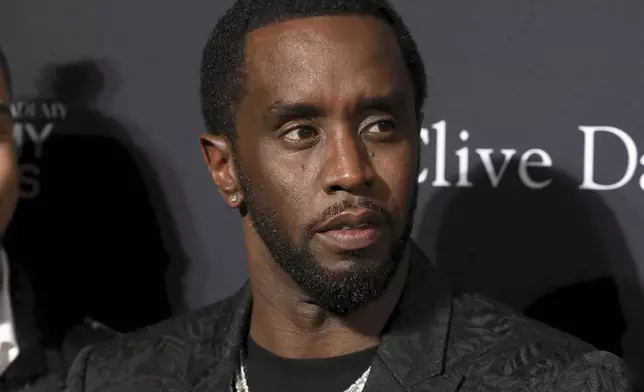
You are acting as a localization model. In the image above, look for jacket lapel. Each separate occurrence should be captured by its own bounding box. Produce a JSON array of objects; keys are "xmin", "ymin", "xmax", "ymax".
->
[
  {"xmin": 364, "ymin": 242, "xmax": 457, "ymax": 391},
  {"xmin": 190, "ymin": 283, "xmax": 253, "ymax": 392}
]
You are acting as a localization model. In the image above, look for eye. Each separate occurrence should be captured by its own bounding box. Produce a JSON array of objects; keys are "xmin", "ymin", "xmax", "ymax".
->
[
  {"xmin": 362, "ymin": 120, "xmax": 396, "ymax": 135},
  {"xmin": 283, "ymin": 126, "xmax": 319, "ymax": 142}
]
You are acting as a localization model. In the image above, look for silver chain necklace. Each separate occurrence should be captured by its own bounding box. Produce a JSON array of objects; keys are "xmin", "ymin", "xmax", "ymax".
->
[{"xmin": 234, "ymin": 358, "xmax": 371, "ymax": 392}]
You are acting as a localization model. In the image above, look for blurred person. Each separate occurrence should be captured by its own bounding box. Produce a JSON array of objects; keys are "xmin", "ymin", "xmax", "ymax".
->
[
  {"xmin": 0, "ymin": 46, "xmax": 65, "ymax": 392},
  {"xmin": 67, "ymin": 1, "xmax": 633, "ymax": 391},
  {"xmin": 0, "ymin": 47, "xmax": 19, "ymax": 236},
  {"xmin": 0, "ymin": 44, "xmax": 25, "ymax": 379}
]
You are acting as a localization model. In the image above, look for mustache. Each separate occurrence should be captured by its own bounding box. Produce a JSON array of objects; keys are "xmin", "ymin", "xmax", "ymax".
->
[{"xmin": 304, "ymin": 198, "xmax": 393, "ymax": 235}]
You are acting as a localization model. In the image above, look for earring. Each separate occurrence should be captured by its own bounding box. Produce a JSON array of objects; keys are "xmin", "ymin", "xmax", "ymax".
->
[{"xmin": 230, "ymin": 194, "xmax": 238, "ymax": 203}]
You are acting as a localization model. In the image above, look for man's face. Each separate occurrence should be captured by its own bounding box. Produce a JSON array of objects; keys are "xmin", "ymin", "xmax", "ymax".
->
[{"xmin": 208, "ymin": 15, "xmax": 420, "ymax": 314}]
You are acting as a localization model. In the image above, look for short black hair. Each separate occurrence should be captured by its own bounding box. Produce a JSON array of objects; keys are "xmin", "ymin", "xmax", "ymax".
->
[
  {"xmin": 0, "ymin": 45, "xmax": 12, "ymax": 97},
  {"xmin": 200, "ymin": 0, "xmax": 427, "ymax": 142}
]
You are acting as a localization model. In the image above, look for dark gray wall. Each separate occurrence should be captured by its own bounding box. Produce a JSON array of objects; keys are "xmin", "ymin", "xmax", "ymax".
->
[{"xmin": 2, "ymin": 0, "xmax": 643, "ymax": 374}]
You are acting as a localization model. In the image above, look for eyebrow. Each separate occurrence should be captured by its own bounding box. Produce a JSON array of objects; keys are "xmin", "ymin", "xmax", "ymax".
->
[
  {"xmin": 355, "ymin": 90, "xmax": 407, "ymax": 114},
  {"xmin": 262, "ymin": 89, "xmax": 407, "ymax": 127},
  {"xmin": 263, "ymin": 101, "xmax": 325, "ymax": 127}
]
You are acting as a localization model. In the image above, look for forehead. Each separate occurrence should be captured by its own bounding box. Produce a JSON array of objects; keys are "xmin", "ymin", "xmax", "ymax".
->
[{"xmin": 243, "ymin": 15, "xmax": 411, "ymax": 105}]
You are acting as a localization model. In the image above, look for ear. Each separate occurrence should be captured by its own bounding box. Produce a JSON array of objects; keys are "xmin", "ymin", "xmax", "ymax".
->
[{"xmin": 200, "ymin": 133, "xmax": 242, "ymax": 208}]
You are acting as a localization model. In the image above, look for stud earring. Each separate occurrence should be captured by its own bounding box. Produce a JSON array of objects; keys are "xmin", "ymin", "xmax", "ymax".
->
[{"xmin": 230, "ymin": 194, "xmax": 238, "ymax": 203}]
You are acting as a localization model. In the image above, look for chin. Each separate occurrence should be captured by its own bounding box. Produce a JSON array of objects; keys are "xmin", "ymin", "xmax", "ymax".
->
[
  {"xmin": 288, "ymin": 249, "xmax": 401, "ymax": 315},
  {"xmin": 314, "ymin": 250, "xmax": 389, "ymax": 272}
]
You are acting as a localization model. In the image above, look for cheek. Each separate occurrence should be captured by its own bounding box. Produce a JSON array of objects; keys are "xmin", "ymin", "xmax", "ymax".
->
[
  {"xmin": 255, "ymin": 152, "xmax": 318, "ymax": 229},
  {"xmin": 374, "ymin": 146, "xmax": 417, "ymax": 205}
]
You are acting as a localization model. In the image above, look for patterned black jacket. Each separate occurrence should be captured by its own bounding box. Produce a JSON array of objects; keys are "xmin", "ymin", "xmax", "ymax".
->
[{"xmin": 66, "ymin": 243, "xmax": 634, "ymax": 391}]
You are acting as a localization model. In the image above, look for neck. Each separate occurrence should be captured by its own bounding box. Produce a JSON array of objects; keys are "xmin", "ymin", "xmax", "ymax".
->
[{"xmin": 245, "ymin": 240, "xmax": 409, "ymax": 359}]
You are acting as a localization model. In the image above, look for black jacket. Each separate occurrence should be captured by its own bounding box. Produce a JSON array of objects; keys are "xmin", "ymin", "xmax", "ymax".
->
[{"xmin": 66, "ymin": 243, "xmax": 634, "ymax": 391}]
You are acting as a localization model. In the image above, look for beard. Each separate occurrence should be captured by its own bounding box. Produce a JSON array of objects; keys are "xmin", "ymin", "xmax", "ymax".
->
[{"xmin": 237, "ymin": 164, "xmax": 417, "ymax": 315}]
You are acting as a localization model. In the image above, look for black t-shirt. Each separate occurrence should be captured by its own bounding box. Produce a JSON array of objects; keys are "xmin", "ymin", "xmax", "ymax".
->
[{"xmin": 243, "ymin": 337, "xmax": 376, "ymax": 392}]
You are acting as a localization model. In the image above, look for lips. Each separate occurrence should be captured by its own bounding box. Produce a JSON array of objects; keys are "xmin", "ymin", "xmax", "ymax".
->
[
  {"xmin": 314, "ymin": 209, "xmax": 385, "ymax": 252},
  {"xmin": 315, "ymin": 209, "xmax": 383, "ymax": 232}
]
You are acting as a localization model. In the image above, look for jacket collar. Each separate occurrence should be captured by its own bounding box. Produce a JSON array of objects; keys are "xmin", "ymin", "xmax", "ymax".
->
[
  {"xmin": 371, "ymin": 242, "xmax": 455, "ymax": 390},
  {"xmin": 190, "ymin": 241, "xmax": 454, "ymax": 391},
  {"xmin": 191, "ymin": 283, "xmax": 251, "ymax": 392}
]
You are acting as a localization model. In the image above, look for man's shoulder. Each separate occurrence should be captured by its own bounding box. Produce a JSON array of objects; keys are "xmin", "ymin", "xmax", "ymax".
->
[
  {"xmin": 450, "ymin": 292, "xmax": 633, "ymax": 390},
  {"xmin": 66, "ymin": 293, "xmax": 240, "ymax": 391}
]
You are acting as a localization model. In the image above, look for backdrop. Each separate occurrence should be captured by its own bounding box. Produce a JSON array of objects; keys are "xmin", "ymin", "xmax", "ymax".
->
[{"xmin": 2, "ymin": 0, "xmax": 643, "ymax": 375}]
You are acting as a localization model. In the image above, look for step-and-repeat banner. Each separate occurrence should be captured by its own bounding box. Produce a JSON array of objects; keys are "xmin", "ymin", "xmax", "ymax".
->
[{"xmin": 3, "ymin": 0, "xmax": 643, "ymax": 375}]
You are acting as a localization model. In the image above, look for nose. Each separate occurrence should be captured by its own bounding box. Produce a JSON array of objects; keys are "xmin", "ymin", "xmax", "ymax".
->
[{"xmin": 322, "ymin": 131, "xmax": 376, "ymax": 194}]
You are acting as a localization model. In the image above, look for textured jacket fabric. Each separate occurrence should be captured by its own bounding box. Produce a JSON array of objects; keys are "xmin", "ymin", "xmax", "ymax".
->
[{"xmin": 66, "ymin": 243, "xmax": 634, "ymax": 391}]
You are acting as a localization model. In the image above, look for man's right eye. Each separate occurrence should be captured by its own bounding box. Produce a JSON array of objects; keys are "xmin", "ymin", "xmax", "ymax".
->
[{"xmin": 283, "ymin": 126, "xmax": 318, "ymax": 142}]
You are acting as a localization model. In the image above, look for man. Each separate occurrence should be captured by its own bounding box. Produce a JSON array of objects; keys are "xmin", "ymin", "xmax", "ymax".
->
[{"xmin": 67, "ymin": 0, "xmax": 634, "ymax": 390}]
